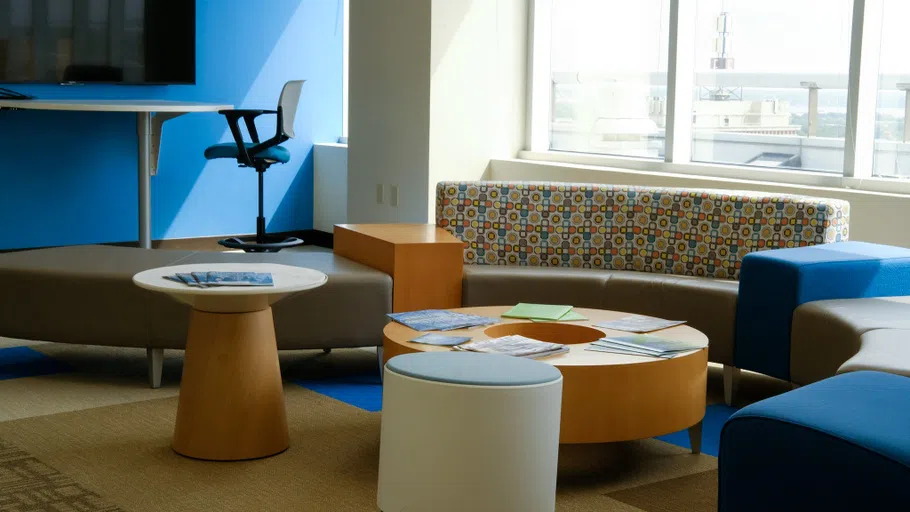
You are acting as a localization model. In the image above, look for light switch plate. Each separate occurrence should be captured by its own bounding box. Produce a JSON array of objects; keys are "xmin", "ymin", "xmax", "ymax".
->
[
  {"xmin": 376, "ymin": 184, "xmax": 384, "ymax": 204},
  {"xmin": 391, "ymin": 185, "xmax": 399, "ymax": 207}
]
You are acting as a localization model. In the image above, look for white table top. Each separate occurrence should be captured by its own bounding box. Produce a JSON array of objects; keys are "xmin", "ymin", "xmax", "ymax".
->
[
  {"xmin": 133, "ymin": 263, "xmax": 328, "ymax": 313},
  {"xmin": 0, "ymin": 99, "xmax": 232, "ymax": 113}
]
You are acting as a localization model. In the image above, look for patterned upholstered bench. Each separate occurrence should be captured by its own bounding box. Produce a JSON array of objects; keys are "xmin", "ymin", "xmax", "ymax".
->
[{"xmin": 436, "ymin": 181, "xmax": 850, "ymax": 401}]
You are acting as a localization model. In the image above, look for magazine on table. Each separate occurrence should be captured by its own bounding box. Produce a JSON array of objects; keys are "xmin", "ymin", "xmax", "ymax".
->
[
  {"xmin": 388, "ymin": 310, "xmax": 498, "ymax": 331},
  {"xmin": 410, "ymin": 333, "xmax": 472, "ymax": 346},
  {"xmin": 587, "ymin": 341, "xmax": 680, "ymax": 358},
  {"xmin": 598, "ymin": 335, "xmax": 704, "ymax": 355},
  {"xmin": 454, "ymin": 334, "xmax": 568, "ymax": 359},
  {"xmin": 594, "ymin": 315, "xmax": 686, "ymax": 333},
  {"xmin": 163, "ymin": 271, "xmax": 274, "ymax": 287}
]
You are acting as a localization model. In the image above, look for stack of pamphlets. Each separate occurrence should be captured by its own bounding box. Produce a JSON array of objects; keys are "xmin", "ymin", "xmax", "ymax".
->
[
  {"xmin": 586, "ymin": 334, "xmax": 704, "ymax": 358},
  {"xmin": 454, "ymin": 334, "xmax": 569, "ymax": 359},
  {"xmin": 594, "ymin": 315, "xmax": 686, "ymax": 333},
  {"xmin": 502, "ymin": 303, "xmax": 587, "ymax": 322},
  {"xmin": 388, "ymin": 310, "xmax": 498, "ymax": 331},
  {"xmin": 163, "ymin": 271, "xmax": 274, "ymax": 287}
]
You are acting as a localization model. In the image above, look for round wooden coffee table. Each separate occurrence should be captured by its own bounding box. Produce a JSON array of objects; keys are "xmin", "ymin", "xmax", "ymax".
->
[
  {"xmin": 383, "ymin": 306, "xmax": 708, "ymax": 449},
  {"xmin": 134, "ymin": 263, "xmax": 327, "ymax": 461}
]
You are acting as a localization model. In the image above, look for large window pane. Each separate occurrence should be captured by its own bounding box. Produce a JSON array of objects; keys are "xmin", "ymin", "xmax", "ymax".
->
[
  {"xmin": 550, "ymin": 0, "xmax": 669, "ymax": 158},
  {"xmin": 692, "ymin": 0, "xmax": 853, "ymax": 173},
  {"xmin": 872, "ymin": 0, "xmax": 910, "ymax": 178}
]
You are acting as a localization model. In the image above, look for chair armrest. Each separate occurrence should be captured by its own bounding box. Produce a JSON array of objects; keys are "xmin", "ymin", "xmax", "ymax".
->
[{"xmin": 217, "ymin": 110, "xmax": 278, "ymax": 165}]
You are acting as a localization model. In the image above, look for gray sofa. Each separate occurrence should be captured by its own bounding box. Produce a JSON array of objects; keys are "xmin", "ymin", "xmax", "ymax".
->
[{"xmin": 0, "ymin": 245, "xmax": 392, "ymax": 387}]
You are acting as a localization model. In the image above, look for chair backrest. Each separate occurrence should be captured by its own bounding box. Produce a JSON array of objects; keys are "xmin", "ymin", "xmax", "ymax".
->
[{"xmin": 277, "ymin": 80, "xmax": 305, "ymax": 139}]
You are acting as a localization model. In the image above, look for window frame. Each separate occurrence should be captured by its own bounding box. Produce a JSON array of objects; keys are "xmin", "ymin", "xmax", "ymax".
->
[{"xmin": 524, "ymin": 0, "xmax": 910, "ymax": 195}]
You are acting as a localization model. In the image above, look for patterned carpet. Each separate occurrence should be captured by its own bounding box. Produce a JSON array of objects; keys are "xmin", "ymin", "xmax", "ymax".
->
[{"xmin": 0, "ymin": 337, "xmax": 791, "ymax": 511}]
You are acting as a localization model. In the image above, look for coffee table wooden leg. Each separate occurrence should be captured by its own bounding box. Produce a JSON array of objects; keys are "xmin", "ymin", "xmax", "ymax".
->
[
  {"xmin": 172, "ymin": 307, "xmax": 289, "ymax": 461},
  {"xmin": 688, "ymin": 421, "xmax": 703, "ymax": 454}
]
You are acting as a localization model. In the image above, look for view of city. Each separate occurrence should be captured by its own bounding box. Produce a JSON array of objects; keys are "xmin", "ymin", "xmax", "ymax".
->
[{"xmin": 549, "ymin": 0, "xmax": 910, "ymax": 178}]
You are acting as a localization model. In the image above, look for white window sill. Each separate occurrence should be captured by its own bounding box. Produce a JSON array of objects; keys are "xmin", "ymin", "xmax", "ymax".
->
[{"xmin": 516, "ymin": 150, "xmax": 910, "ymax": 198}]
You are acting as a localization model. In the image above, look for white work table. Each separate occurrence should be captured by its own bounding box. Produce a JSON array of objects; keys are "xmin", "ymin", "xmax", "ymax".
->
[{"xmin": 0, "ymin": 99, "xmax": 233, "ymax": 249}]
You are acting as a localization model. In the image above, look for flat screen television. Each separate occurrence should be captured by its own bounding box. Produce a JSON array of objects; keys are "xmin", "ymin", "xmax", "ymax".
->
[{"xmin": 0, "ymin": 0, "xmax": 195, "ymax": 84}]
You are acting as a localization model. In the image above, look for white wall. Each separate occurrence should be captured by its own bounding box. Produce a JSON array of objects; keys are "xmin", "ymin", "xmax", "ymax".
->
[
  {"xmin": 313, "ymin": 143, "xmax": 348, "ymax": 232},
  {"xmin": 427, "ymin": 0, "xmax": 527, "ymax": 219},
  {"xmin": 490, "ymin": 158, "xmax": 909, "ymax": 247},
  {"xmin": 347, "ymin": 0, "xmax": 526, "ymax": 224},
  {"xmin": 348, "ymin": 0, "xmax": 432, "ymax": 223}
]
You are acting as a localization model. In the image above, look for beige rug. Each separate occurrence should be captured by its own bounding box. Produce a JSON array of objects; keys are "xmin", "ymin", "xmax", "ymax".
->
[{"xmin": 0, "ymin": 341, "xmax": 791, "ymax": 511}]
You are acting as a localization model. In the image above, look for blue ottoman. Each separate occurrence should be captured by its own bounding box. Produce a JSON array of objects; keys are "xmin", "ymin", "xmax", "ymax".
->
[
  {"xmin": 735, "ymin": 241, "xmax": 910, "ymax": 381},
  {"xmin": 719, "ymin": 371, "xmax": 910, "ymax": 511}
]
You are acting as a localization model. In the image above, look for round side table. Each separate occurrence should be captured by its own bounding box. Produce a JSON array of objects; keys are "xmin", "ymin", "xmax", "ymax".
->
[{"xmin": 133, "ymin": 263, "xmax": 327, "ymax": 461}]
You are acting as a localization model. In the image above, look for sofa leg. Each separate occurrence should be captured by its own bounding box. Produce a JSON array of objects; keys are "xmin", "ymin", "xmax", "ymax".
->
[
  {"xmin": 377, "ymin": 346, "xmax": 384, "ymax": 383},
  {"xmin": 723, "ymin": 365, "xmax": 740, "ymax": 406},
  {"xmin": 148, "ymin": 348, "xmax": 164, "ymax": 389}
]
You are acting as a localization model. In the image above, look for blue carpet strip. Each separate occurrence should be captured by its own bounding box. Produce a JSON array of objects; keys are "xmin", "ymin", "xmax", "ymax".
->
[{"xmin": 0, "ymin": 346, "xmax": 72, "ymax": 380}]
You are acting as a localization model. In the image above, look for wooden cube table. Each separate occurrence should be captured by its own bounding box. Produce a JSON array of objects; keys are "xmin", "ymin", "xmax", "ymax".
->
[{"xmin": 333, "ymin": 224, "xmax": 464, "ymax": 312}]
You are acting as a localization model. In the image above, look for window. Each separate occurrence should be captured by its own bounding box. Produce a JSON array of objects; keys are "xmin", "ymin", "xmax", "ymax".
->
[
  {"xmin": 531, "ymin": 0, "xmax": 910, "ymax": 192},
  {"xmin": 549, "ymin": 0, "xmax": 670, "ymax": 158},
  {"xmin": 692, "ymin": 0, "xmax": 853, "ymax": 173},
  {"xmin": 873, "ymin": 0, "xmax": 910, "ymax": 178}
]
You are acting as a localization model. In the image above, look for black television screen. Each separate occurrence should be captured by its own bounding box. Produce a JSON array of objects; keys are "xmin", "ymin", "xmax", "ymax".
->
[{"xmin": 0, "ymin": 0, "xmax": 195, "ymax": 84}]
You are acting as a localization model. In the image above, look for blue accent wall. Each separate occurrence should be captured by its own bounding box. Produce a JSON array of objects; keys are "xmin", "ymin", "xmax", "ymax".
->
[{"xmin": 0, "ymin": 0, "xmax": 343, "ymax": 250}]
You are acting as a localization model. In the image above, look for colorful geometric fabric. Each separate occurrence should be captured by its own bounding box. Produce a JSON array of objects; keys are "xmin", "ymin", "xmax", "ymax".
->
[{"xmin": 435, "ymin": 181, "xmax": 850, "ymax": 280}]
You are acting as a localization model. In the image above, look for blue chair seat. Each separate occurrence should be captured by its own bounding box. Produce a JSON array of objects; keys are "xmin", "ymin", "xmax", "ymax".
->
[{"xmin": 204, "ymin": 143, "xmax": 291, "ymax": 163}]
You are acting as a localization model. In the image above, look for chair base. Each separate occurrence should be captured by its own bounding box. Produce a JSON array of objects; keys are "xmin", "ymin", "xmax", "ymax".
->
[{"xmin": 218, "ymin": 236, "xmax": 304, "ymax": 253}]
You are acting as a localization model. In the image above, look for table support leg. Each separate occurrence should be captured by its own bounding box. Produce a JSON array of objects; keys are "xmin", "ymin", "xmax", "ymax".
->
[
  {"xmin": 688, "ymin": 421, "xmax": 703, "ymax": 454},
  {"xmin": 137, "ymin": 112, "xmax": 152, "ymax": 249},
  {"xmin": 172, "ymin": 307, "xmax": 289, "ymax": 461}
]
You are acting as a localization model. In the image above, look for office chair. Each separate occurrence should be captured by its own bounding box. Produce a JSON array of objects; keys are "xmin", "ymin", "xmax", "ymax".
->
[{"xmin": 204, "ymin": 80, "xmax": 306, "ymax": 252}]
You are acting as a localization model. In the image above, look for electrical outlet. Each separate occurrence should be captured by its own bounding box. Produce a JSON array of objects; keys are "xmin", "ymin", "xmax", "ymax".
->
[
  {"xmin": 391, "ymin": 185, "xmax": 399, "ymax": 207},
  {"xmin": 376, "ymin": 184, "xmax": 384, "ymax": 204}
]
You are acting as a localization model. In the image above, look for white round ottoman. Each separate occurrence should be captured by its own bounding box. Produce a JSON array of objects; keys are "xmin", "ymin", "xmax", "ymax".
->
[{"xmin": 377, "ymin": 352, "xmax": 563, "ymax": 512}]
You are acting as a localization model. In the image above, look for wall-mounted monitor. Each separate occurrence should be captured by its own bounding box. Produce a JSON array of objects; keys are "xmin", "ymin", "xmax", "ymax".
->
[{"xmin": 0, "ymin": 0, "xmax": 196, "ymax": 84}]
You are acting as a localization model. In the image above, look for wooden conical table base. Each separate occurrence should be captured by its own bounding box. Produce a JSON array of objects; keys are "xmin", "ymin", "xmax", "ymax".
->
[{"xmin": 172, "ymin": 308, "xmax": 289, "ymax": 460}]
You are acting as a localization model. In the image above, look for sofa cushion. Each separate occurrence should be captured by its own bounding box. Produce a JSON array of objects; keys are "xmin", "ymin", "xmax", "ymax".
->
[
  {"xmin": 735, "ymin": 242, "xmax": 910, "ymax": 381},
  {"xmin": 601, "ymin": 272, "xmax": 739, "ymax": 366},
  {"xmin": 0, "ymin": 245, "xmax": 195, "ymax": 347},
  {"xmin": 462, "ymin": 265, "xmax": 611, "ymax": 309},
  {"xmin": 0, "ymin": 246, "xmax": 392, "ymax": 351},
  {"xmin": 791, "ymin": 297, "xmax": 910, "ymax": 384},
  {"xmin": 839, "ymin": 329, "xmax": 910, "ymax": 378},
  {"xmin": 461, "ymin": 265, "xmax": 737, "ymax": 365},
  {"xmin": 436, "ymin": 181, "xmax": 849, "ymax": 279}
]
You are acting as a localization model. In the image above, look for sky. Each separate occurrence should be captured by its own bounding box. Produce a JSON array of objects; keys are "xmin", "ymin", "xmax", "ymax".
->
[{"xmin": 551, "ymin": 0, "xmax": 910, "ymax": 74}]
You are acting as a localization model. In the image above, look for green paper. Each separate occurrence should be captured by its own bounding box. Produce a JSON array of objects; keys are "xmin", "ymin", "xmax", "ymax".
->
[
  {"xmin": 502, "ymin": 303, "xmax": 573, "ymax": 321},
  {"xmin": 530, "ymin": 310, "xmax": 588, "ymax": 322}
]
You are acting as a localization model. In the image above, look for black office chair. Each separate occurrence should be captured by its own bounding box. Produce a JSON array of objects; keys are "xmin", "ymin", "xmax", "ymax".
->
[{"xmin": 205, "ymin": 80, "xmax": 306, "ymax": 252}]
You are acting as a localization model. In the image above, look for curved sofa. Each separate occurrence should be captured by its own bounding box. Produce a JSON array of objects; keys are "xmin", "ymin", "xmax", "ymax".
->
[
  {"xmin": 436, "ymin": 180, "xmax": 850, "ymax": 401},
  {"xmin": 0, "ymin": 179, "xmax": 866, "ymax": 400},
  {"xmin": 0, "ymin": 245, "xmax": 391, "ymax": 387}
]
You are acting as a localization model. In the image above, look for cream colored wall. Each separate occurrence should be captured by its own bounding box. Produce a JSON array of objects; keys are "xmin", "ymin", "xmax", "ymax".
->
[
  {"xmin": 427, "ymin": 0, "xmax": 527, "ymax": 219},
  {"xmin": 490, "ymin": 158, "xmax": 909, "ymax": 247}
]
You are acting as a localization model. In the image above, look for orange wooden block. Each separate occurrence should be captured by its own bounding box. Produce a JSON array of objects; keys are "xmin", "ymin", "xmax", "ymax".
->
[{"xmin": 333, "ymin": 224, "xmax": 464, "ymax": 312}]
